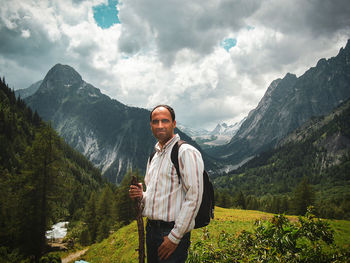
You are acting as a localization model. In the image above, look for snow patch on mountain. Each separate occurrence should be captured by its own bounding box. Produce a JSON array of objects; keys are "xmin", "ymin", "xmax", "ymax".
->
[{"xmin": 177, "ymin": 118, "xmax": 246, "ymax": 148}]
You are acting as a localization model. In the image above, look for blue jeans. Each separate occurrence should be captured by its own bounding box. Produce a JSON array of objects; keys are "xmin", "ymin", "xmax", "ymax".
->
[{"xmin": 146, "ymin": 220, "xmax": 191, "ymax": 263}]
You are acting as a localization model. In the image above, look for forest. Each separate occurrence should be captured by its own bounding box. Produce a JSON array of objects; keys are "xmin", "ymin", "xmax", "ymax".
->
[
  {"xmin": 213, "ymin": 99, "xmax": 350, "ymax": 219},
  {"xmin": 0, "ymin": 77, "xmax": 138, "ymax": 262}
]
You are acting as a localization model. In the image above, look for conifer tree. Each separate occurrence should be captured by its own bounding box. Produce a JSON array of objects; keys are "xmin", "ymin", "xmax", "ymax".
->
[
  {"xmin": 235, "ymin": 191, "xmax": 246, "ymax": 209},
  {"xmin": 84, "ymin": 192, "xmax": 98, "ymax": 243},
  {"xmin": 292, "ymin": 178, "xmax": 315, "ymax": 215},
  {"xmin": 217, "ymin": 190, "xmax": 232, "ymax": 208},
  {"xmin": 19, "ymin": 125, "xmax": 62, "ymax": 260},
  {"xmin": 115, "ymin": 171, "xmax": 139, "ymax": 225},
  {"xmin": 96, "ymin": 185, "xmax": 115, "ymax": 241}
]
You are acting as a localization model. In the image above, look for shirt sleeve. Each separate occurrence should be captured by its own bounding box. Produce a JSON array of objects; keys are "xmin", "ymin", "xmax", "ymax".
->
[
  {"xmin": 168, "ymin": 145, "xmax": 204, "ymax": 244},
  {"xmin": 142, "ymin": 156, "xmax": 151, "ymax": 203}
]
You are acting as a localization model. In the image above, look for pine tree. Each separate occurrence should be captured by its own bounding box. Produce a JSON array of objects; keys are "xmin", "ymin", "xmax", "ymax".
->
[
  {"xmin": 84, "ymin": 192, "xmax": 98, "ymax": 243},
  {"xmin": 33, "ymin": 110, "xmax": 41, "ymax": 127},
  {"xmin": 292, "ymin": 178, "xmax": 315, "ymax": 216},
  {"xmin": 235, "ymin": 191, "xmax": 246, "ymax": 209},
  {"xmin": 217, "ymin": 190, "xmax": 232, "ymax": 208},
  {"xmin": 96, "ymin": 185, "xmax": 115, "ymax": 241},
  {"xmin": 19, "ymin": 125, "xmax": 62, "ymax": 260},
  {"xmin": 115, "ymin": 171, "xmax": 139, "ymax": 225}
]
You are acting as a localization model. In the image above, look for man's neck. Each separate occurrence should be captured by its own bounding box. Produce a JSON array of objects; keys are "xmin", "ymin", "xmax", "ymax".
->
[{"xmin": 158, "ymin": 135, "xmax": 176, "ymax": 150}]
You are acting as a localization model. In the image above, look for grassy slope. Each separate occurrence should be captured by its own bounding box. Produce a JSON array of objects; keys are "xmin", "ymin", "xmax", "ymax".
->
[{"xmin": 74, "ymin": 207, "xmax": 350, "ymax": 263}]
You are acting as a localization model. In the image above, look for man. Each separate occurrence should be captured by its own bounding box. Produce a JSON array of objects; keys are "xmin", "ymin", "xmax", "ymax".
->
[{"xmin": 129, "ymin": 105, "xmax": 204, "ymax": 263}]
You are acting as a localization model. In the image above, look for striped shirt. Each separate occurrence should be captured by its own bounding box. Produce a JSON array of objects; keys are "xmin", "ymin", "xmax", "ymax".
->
[{"xmin": 142, "ymin": 134, "xmax": 204, "ymax": 244}]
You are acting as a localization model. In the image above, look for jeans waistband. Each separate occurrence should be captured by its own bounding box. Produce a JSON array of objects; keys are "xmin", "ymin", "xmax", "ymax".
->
[{"xmin": 147, "ymin": 219, "xmax": 175, "ymax": 228}]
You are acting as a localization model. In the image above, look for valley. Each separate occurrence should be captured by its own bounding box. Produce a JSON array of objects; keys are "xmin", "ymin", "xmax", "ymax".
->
[{"xmin": 1, "ymin": 39, "xmax": 350, "ymax": 262}]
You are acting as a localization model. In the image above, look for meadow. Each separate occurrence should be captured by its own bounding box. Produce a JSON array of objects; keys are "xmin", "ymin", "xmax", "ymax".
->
[{"xmin": 66, "ymin": 207, "xmax": 350, "ymax": 263}]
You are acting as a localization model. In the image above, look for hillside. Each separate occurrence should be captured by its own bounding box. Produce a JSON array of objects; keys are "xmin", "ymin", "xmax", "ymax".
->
[
  {"xmin": 207, "ymin": 39, "xmax": 350, "ymax": 167},
  {"xmin": 213, "ymin": 97, "xmax": 350, "ymax": 219},
  {"xmin": 70, "ymin": 207, "xmax": 350, "ymax": 263},
  {"xmin": 24, "ymin": 64, "xmax": 219, "ymax": 184},
  {"xmin": 0, "ymin": 76, "xmax": 104, "ymax": 260}
]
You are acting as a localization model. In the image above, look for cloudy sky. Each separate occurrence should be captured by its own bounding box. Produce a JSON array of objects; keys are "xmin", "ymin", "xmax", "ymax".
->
[{"xmin": 0, "ymin": 0, "xmax": 349, "ymax": 129}]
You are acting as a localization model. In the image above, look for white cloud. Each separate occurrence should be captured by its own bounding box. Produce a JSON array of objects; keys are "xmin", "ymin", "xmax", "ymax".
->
[
  {"xmin": 21, "ymin": 29, "xmax": 31, "ymax": 38},
  {"xmin": 0, "ymin": 0, "xmax": 349, "ymax": 130}
]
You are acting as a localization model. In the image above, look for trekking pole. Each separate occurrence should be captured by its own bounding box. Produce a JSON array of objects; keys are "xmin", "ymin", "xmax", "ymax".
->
[{"xmin": 131, "ymin": 175, "xmax": 145, "ymax": 263}]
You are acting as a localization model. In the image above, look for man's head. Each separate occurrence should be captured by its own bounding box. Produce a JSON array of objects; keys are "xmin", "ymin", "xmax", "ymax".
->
[
  {"xmin": 150, "ymin": 105, "xmax": 176, "ymax": 147},
  {"xmin": 150, "ymin": 105, "xmax": 175, "ymax": 122}
]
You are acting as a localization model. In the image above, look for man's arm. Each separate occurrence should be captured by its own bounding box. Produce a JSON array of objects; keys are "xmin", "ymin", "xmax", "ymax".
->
[
  {"xmin": 157, "ymin": 145, "xmax": 203, "ymax": 260},
  {"xmin": 168, "ymin": 145, "xmax": 204, "ymax": 243}
]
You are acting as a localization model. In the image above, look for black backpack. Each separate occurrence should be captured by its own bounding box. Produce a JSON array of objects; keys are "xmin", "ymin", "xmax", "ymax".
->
[{"xmin": 149, "ymin": 140, "xmax": 214, "ymax": 228}]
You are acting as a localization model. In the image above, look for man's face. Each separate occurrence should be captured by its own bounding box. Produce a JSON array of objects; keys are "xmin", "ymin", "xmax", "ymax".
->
[{"xmin": 150, "ymin": 107, "xmax": 176, "ymax": 146}]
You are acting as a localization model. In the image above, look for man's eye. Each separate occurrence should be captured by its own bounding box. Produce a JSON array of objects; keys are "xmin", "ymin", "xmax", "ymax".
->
[{"xmin": 152, "ymin": 119, "xmax": 170, "ymax": 124}]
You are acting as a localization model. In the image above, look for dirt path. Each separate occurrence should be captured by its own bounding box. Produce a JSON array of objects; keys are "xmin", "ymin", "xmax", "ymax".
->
[{"xmin": 62, "ymin": 248, "xmax": 88, "ymax": 263}]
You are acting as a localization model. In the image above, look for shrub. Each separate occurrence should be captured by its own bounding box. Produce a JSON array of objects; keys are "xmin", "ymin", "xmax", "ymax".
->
[{"xmin": 188, "ymin": 207, "xmax": 350, "ymax": 262}]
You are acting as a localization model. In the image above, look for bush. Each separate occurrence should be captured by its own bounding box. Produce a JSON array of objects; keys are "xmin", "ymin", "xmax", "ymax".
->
[
  {"xmin": 39, "ymin": 253, "xmax": 61, "ymax": 263},
  {"xmin": 0, "ymin": 247, "xmax": 30, "ymax": 263},
  {"xmin": 188, "ymin": 207, "xmax": 350, "ymax": 262}
]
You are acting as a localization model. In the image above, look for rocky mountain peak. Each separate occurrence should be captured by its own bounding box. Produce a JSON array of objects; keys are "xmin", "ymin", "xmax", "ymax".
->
[
  {"xmin": 25, "ymin": 64, "xmax": 217, "ymax": 184},
  {"xmin": 37, "ymin": 64, "xmax": 83, "ymax": 94},
  {"xmin": 316, "ymin": 58, "xmax": 328, "ymax": 67},
  {"xmin": 339, "ymin": 39, "xmax": 350, "ymax": 54},
  {"xmin": 25, "ymin": 64, "xmax": 106, "ymax": 127},
  {"xmin": 254, "ymin": 73, "xmax": 297, "ymax": 110},
  {"xmin": 46, "ymin": 63, "xmax": 82, "ymax": 83},
  {"xmin": 207, "ymin": 39, "xmax": 350, "ymax": 166},
  {"xmin": 212, "ymin": 123, "xmax": 224, "ymax": 134}
]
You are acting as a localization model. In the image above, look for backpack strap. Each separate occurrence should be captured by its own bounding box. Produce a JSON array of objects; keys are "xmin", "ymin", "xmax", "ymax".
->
[
  {"xmin": 171, "ymin": 140, "xmax": 186, "ymax": 184},
  {"xmin": 149, "ymin": 151, "xmax": 156, "ymax": 164}
]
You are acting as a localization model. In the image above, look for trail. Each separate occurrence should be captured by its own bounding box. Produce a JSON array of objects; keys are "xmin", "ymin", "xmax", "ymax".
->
[{"xmin": 62, "ymin": 248, "xmax": 88, "ymax": 263}]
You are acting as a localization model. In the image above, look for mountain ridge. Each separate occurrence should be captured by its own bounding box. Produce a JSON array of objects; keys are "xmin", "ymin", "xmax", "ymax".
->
[
  {"xmin": 25, "ymin": 64, "xmax": 218, "ymax": 183},
  {"xmin": 15, "ymin": 80, "xmax": 42, "ymax": 99},
  {"xmin": 213, "ymin": 96, "xmax": 350, "ymax": 219},
  {"xmin": 207, "ymin": 39, "xmax": 350, "ymax": 166}
]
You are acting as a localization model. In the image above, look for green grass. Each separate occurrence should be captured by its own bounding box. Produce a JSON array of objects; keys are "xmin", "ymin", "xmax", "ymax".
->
[
  {"xmin": 72, "ymin": 207, "xmax": 350, "ymax": 263},
  {"xmin": 79, "ymin": 220, "xmax": 141, "ymax": 263},
  {"xmin": 329, "ymin": 219, "xmax": 350, "ymax": 250}
]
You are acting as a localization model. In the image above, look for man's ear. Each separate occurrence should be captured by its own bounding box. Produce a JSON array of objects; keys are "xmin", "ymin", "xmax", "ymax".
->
[{"xmin": 173, "ymin": 120, "xmax": 176, "ymax": 128}]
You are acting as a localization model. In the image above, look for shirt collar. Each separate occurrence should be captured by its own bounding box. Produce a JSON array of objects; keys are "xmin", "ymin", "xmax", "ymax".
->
[{"xmin": 155, "ymin": 134, "xmax": 180, "ymax": 153}]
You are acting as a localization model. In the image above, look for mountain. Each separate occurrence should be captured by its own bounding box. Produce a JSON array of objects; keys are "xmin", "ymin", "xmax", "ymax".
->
[
  {"xmin": 214, "ymin": 97, "xmax": 350, "ymax": 219},
  {"xmin": 209, "ymin": 119, "xmax": 245, "ymax": 137},
  {"xmin": 25, "ymin": 64, "xmax": 218, "ymax": 184},
  {"xmin": 176, "ymin": 123, "xmax": 210, "ymax": 137},
  {"xmin": 15, "ymin": 80, "xmax": 42, "ymax": 98},
  {"xmin": 177, "ymin": 119, "xmax": 245, "ymax": 149},
  {"xmin": 0, "ymin": 77, "xmax": 104, "ymax": 259},
  {"xmin": 207, "ymin": 39, "xmax": 350, "ymax": 165}
]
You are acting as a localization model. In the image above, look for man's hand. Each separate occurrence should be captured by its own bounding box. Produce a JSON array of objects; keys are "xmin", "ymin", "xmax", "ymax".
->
[
  {"xmin": 158, "ymin": 236, "xmax": 178, "ymax": 260},
  {"xmin": 129, "ymin": 183, "xmax": 143, "ymax": 199}
]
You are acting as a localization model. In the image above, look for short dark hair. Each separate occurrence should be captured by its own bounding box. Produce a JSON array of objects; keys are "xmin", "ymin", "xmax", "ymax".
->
[{"xmin": 150, "ymin": 105, "xmax": 176, "ymax": 122}]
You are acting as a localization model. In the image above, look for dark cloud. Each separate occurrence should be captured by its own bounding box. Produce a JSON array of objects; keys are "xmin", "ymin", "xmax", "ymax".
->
[
  {"xmin": 0, "ymin": 0, "xmax": 108, "ymax": 90},
  {"xmin": 0, "ymin": 18, "xmax": 70, "ymax": 88},
  {"xmin": 306, "ymin": 0, "xmax": 350, "ymax": 36},
  {"xmin": 118, "ymin": 0, "xmax": 262, "ymax": 66},
  {"xmin": 255, "ymin": 0, "xmax": 350, "ymax": 37},
  {"xmin": 1, "ymin": 0, "xmax": 349, "ymax": 129}
]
